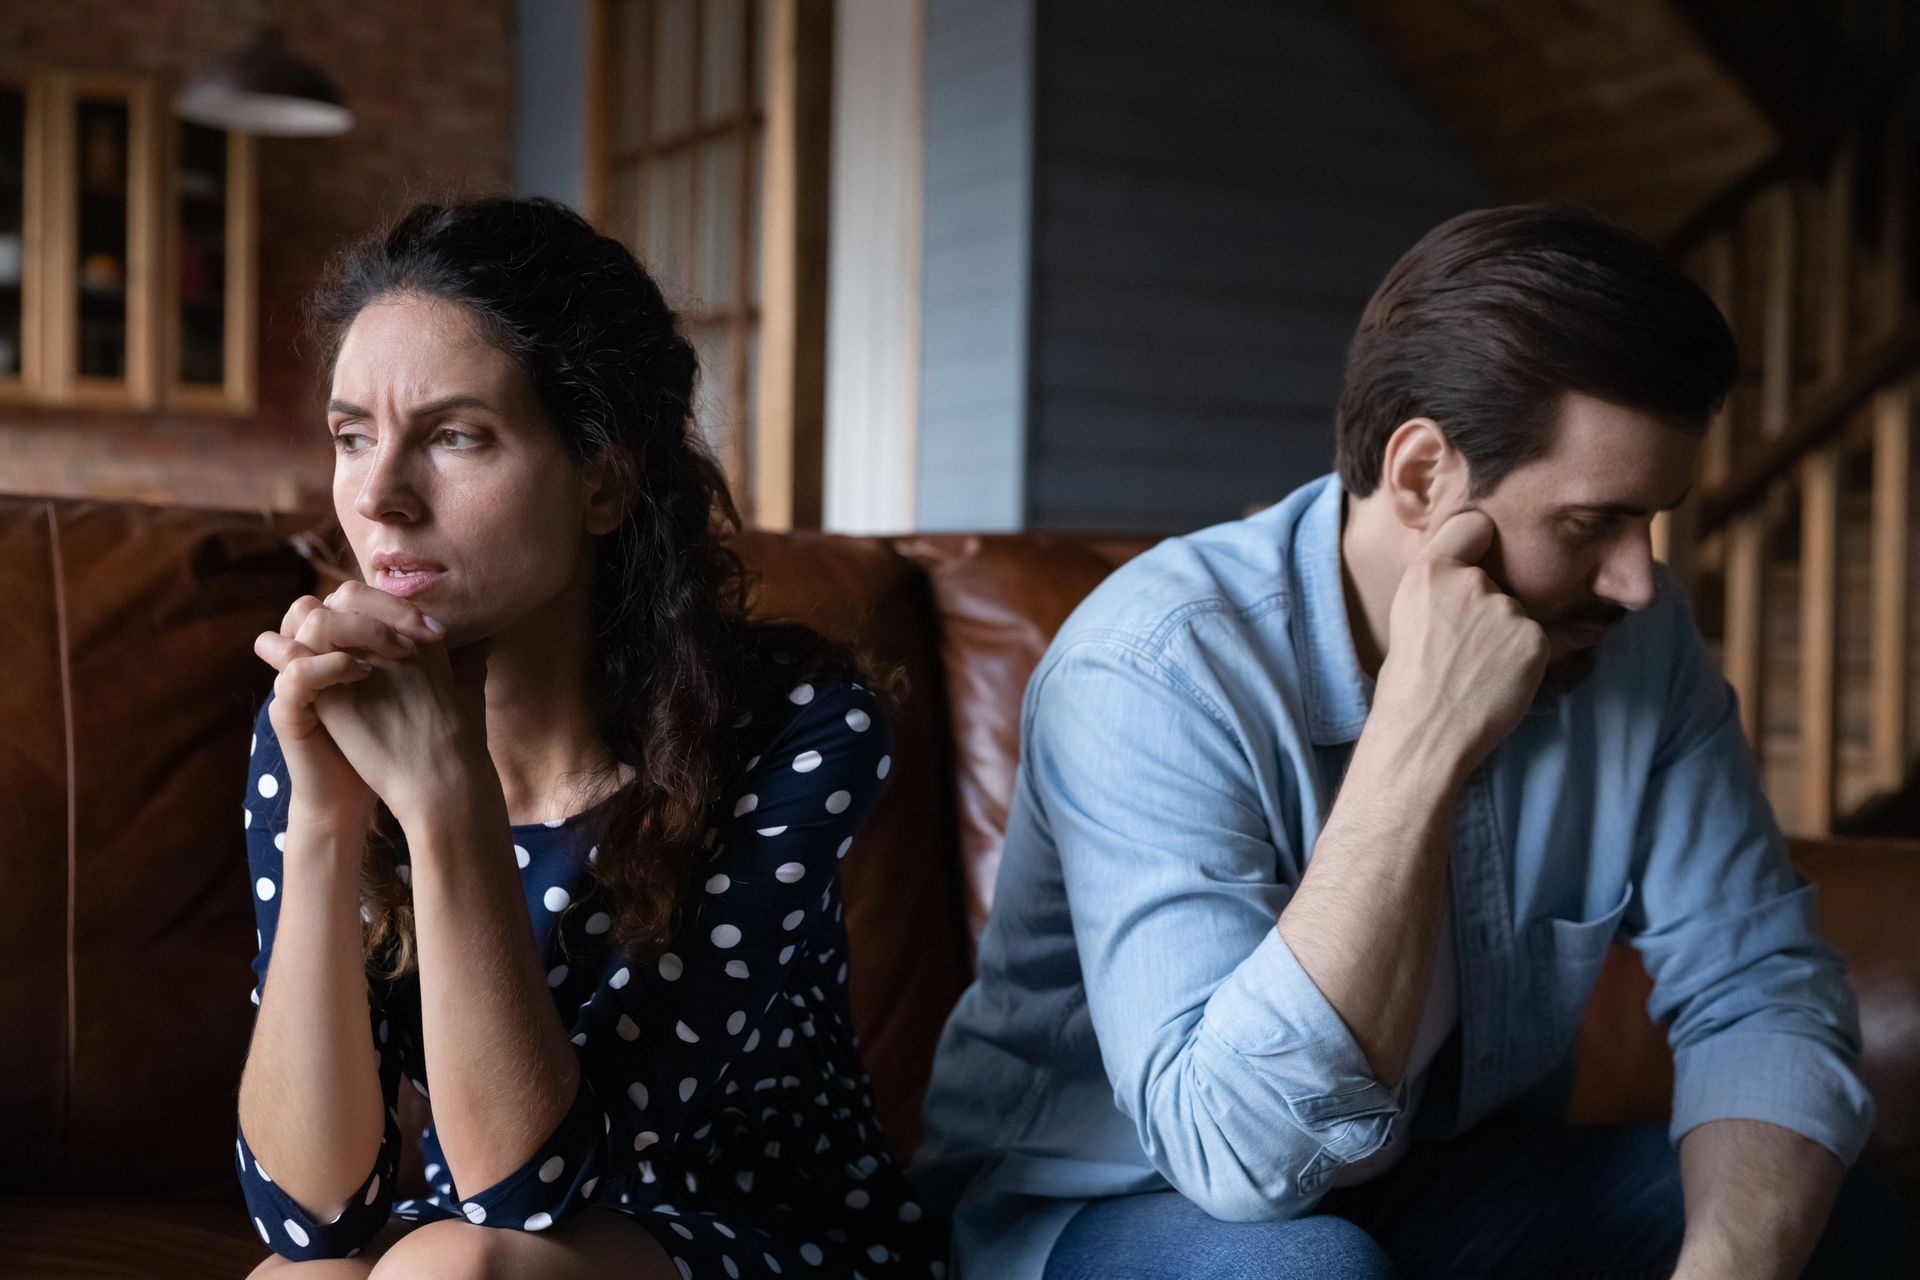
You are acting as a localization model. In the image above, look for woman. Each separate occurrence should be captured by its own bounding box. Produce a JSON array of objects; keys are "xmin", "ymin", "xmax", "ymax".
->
[{"xmin": 237, "ymin": 196, "xmax": 937, "ymax": 1278}]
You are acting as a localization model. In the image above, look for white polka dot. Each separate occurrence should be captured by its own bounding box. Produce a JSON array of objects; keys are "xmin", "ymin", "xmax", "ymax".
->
[
  {"xmin": 244, "ymin": 808, "xmax": 252, "ymax": 829},
  {"xmin": 284, "ymin": 1219, "xmax": 309, "ymax": 1246},
  {"xmin": 257, "ymin": 1161, "xmax": 272, "ymax": 1183},
  {"xmin": 706, "ymin": 874, "xmax": 730, "ymax": 894},
  {"xmin": 782, "ymin": 910, "xmax": 805, "ymax": 931},
  {"xmin": 899, "ymin": 1201, "xmax": 923, "ymax": 1222},
  {"xmin": 676, "ymin": 1020, "xmax": 700, "ymax": 1043},
  {"xmin": 800, "ymin": 1243, "xmax": 824, "ymax": 1265},
  {"xmin": 765, "ymin": 1252, "xmax": 784, "ymax": 1274},
  {"xmin": 778, "ymin": 1029, "xmax": 794, "ymax": 1048},
  {"xmin": 836, "ymin": 837, "xmax": 852, "ymax": 860},
  {"xmin": 585, "ymin": 911, "xmax": 610, "ymax": 934},
  {"xmin": 733, "ymin": 793, "xmax": 758, "ymax": 817},
  {"xmin": 846, "ymin": 1188, "xmax": 871, "ymax": 1209},
  {"xmin": 659, "ymin": 952, "xmax": 684, "ymax": 981},
  {"xmin": 746, "ymin": 755, "xmax": 761, "ymax": 771},
  {"xmin": 635, "ymin": 1130, "xmax": 659, "ymax": 1151},
  {"xmin": 273, "ymin": 831, "xmax": 286, "ymax": 852},
  {"xmin": 609, "ymin": 966, "xmax": 630, "ymax": 989},
  {"xmin": 571, "ymin": 1032, "xmax": 587, "ymax": 1046},
  {"xmin": 744, "ymin": 1029, "xmax": 761, "ymax": 1051},
  {"xmin": 788, "ymin": 682, "xmax": 815, "ymax": 705},
  {"xmin": 675, "ymin": 1259, "xmax": 694, "ymax": 1280},
  {"xmin": 711, "ymin": 923, "xmax": 742, "ymax": 949},
  {"xmin": 779, "ymin": 945, "xmax": 796, "ymax": 964},
  {"xmin": 629, "ymin": 1081, "xmax": 648, "ymax": 1108},
  {"xmin": 724, "ymin": 1255, "xmax": 741, "ymax": 1278},
  {"xmin": 537, "ymin": 1155, "xmax": 565, "ymax": 1183},
  {"xmin": 618, "ymin": 1014, "xmax": 640, "ymax": 1041},
  {"xmin": 588, "ymin": 844, "xmax": 600, "ymax": 863},
  {"xmin": 253, "ymin": 1217, "xmax": 268, "ymax": 1243},
  {"xmin": 756, "ymin": 825, "xmax": 788, "ymax": 836},
  {"xmin": 727, "ymin": 1010, "xmax": 747, "ymax": 1035},
  {"xmin": 395, "ymin": 863, "xmax": 411, "ymax": 885},
  {"xmin": 679, "ymin": 1077, "xmax": 697, "ymax": 1101},
  {"xmin": 524, "ymin": 1211, "xmax": 553, "ymax": 1231},
  {"xmin": 792, "ymin": 750, "xmax": 822, "ymax": 773},
  {"xmin": 775, "ymin": 862, "xmax": 806, "ymax": 883},
  {"xmin": 825, "ymin": 790, "xmax": 851, "ymax": 814},
  {"xmin": 365, "ymin": 1172, "xmax": 382, "ymax": 1205},
  {"xmin": 251, "ymin": 732, "xmax": 257, "ymax": 756},
  {"xmin": 544, "ymin": 816, "xmax": 566, "ymax": 827},
  {"xmin": 845, "ymin": 708, "xmax": 870, "ymax": 732},
  {"xmin": 547, "ymin": 965, "xmax": 569, "ymax": 987},
  {"xmin": 868, "ymin": 1244, "xmax": 889, "ymax": 1262},
  {"xmin": 877, "ymin": 755, "xmax": 891, "ymax": 779},
  {"xmin": 582, "ymin": 1176, "xmax": 598, "ymax": 1198},
  {"xmin": 255, "ymin": 877, "xmax": 276, "ymax": 901},
  {"xmin": 725, "ymin": 959, "xmax": 750, "ymax": 979},
  {"xmin": 514, "ymin": 845, "xmax": 530, "ymax": 868},
  {"xmin": 462, "ymin": 1202, "xmax": 486, "ymax": 1224},
  {"xmin": 542, "ymin": 886, "xmax": 570, "ymax": 912},
  {"xmin": 257, "ymin": 774, "xmax": 279, "ymax": 799}
]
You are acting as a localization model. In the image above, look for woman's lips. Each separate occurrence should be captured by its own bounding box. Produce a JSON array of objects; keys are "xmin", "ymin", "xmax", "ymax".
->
[{"xmin": 375, "ymin": 567, "xmax": 446, "ymax": 599}]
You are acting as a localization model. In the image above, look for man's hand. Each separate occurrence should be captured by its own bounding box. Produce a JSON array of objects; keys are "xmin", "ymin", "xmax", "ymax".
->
[{"xmin": 1371, "ymin": 509, "xmax": 1550, "ymax": 779}]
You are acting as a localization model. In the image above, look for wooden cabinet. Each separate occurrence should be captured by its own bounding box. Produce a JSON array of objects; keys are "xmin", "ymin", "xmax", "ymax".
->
[{"xmin": 2, "ymin": 69, "xmax": 255, "ymax": 414}]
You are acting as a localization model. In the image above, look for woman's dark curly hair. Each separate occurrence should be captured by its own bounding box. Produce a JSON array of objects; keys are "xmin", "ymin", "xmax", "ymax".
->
[{"xmin": 303, "ymin": 194, "xmax": 879, "ymax": 981}]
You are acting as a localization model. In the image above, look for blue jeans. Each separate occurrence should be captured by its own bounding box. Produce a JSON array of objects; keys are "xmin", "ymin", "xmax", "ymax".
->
[{"xmin": 1043, "ymin": 1117, "xmax": 1912, "ymax": 1279}]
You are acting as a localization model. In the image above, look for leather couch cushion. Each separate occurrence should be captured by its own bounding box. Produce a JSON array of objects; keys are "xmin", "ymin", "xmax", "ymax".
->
[{"xmin": 0, "ymin": 498, "xmax": 311, "ymax": 1195}]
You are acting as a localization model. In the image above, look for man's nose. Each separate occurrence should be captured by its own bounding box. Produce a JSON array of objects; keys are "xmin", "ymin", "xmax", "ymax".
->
[{"xmin": 1595, "ymin": 527, "xmax": 1658, "ymax": 612}]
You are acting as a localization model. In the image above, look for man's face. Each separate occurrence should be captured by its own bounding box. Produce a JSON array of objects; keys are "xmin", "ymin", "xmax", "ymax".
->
[{"xmin": 1445, "ymin": 393, "xmax": 1701, "ymax": 693}]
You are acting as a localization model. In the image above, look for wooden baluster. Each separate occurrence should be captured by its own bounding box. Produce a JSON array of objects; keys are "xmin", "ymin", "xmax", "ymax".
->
[
  {"xmin": 1800, "ymin": 142, "xmax": 1854, "ymax": 834},
  {"xmin": 1869, "ymin": 108, "xmax": 1912, "ymax": 796},
  {"xmin": 1871, "ymin": 379, "xmax": 1911, "ymax": 792}
]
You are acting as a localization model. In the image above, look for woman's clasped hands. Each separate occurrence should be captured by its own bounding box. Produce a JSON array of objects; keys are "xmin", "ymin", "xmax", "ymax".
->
[{"xmin": 253, "ymin": 579, "xmax": 492, "ymax": 829}]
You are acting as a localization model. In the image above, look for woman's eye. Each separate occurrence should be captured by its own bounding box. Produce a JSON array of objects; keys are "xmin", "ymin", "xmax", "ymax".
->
[
  {"xmin": 435, "ymin": 427, "xmax": 481, "ymax": 449},
  {"xmin": 332, "ymin": 430, "xmax": 370, "ymax": 453}
]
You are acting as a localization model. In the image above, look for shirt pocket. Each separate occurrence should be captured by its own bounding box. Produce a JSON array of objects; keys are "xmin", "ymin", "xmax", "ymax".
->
[{"xmin": 1526, "ymin": 882, "xmax": 1635, "ymax": 1058}]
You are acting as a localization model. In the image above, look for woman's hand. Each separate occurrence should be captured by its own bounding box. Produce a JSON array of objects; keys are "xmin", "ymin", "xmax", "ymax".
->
[
  {"xmin": 253, "ymin": 586, "xmax": 449, "ymax": 834},
  {"xmin": 284, "ymin": 582, "xmax": 494, "ymax": 828}
]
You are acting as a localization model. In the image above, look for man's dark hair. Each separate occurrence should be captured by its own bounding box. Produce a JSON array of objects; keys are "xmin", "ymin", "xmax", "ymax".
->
[{"xmin": 1335, "ymin": 202, "xmax": 1738, "ymax": 498}]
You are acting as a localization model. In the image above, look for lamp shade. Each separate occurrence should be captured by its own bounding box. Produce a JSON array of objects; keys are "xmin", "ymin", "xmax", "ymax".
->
[{"xmin": 174, "ymin": 27, "xmax": 354, "ymax": 137}]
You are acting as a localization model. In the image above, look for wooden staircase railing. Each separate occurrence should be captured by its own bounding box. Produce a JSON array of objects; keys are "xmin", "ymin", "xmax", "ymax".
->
[{"xmin": 1662, "ymin": 30, "xmax": 1920, "ymax": 837}]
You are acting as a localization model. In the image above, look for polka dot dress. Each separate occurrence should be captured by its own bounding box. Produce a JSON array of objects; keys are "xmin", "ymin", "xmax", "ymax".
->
[{"xmin": 237, "ymin": 675, "xmax": 942, "ymax": 1276}]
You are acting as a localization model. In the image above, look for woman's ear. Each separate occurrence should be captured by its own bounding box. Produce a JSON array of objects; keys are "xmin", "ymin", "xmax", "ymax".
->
[
  {"xmin": 581, "ymin": 455, "xmax": 632, "ymax": 536},
  {"xmin": 1378, "ymin": 418, "xmax": 1466, "ymax": 533}
]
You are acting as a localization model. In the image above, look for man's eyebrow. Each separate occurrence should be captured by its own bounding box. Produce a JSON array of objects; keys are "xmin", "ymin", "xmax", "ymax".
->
[
  {"xmin": 1564, "ymin": 484, "xmax": 1694, "ymax": 517},
  {"xmin": 326, "ymin": 394, "xmax": 498, "ymax": 419}
]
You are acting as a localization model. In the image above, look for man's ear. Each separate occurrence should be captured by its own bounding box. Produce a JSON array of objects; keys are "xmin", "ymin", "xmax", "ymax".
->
[
  {"xmin": 581, "ymin": 455, "xmax": 632, "ymax": 536},
  {"xmin": 1378, "ymin": 418, "xmax": 1466, "ymax": 533}
]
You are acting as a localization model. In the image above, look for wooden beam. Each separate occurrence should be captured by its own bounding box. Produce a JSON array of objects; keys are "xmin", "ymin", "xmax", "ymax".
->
[
  {"xmin": 1724, "ymin": 514, "xmax": 1767, "ymax": 747},
  {"xmin": 752, "ymin": 0, "xmax": 831, "ymax": 531},
  {"xmin": 1799, "ymin": 446, "xmax": 1840, "ymax": 834}
]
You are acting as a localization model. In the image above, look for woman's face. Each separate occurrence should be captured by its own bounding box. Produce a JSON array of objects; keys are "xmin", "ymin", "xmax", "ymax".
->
[{"xmin": 327, "ymin": 293, "xmax": 616, "ymax": 645}]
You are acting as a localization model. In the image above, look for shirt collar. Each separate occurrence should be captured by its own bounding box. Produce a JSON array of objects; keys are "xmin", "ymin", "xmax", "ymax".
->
[{"xmin": 1290, "ymin": 474, "xmax": 1375, "ymax": 746}]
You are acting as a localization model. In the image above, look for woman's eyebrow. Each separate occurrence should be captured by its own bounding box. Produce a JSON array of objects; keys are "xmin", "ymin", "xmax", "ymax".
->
[{"xmin": 326, "ymin": 394, "xmax": 497, "ymax": 418}]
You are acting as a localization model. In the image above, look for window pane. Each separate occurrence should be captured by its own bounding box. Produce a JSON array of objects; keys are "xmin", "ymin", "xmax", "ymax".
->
[
  {"xmin": 76, "ymin": 97, "xmax": 130, "ymax": 381},
  {"xmin": 611, "ymin": 0, "xmax": 650, "ymax": 150},
  {"xmin": 645, "ymin": 149, "xmax": 693, "ymax": 296},
  {"xmin": 752, "ymin": 0, "xmax": 768, "ymax": 112},
  {"xmin": 701, "ymin": 0, "xmax": 744, "ymax": 124},
  {"xmin": 0, "ymin": 86, "xmax": 25, "ymax": 379},
  {"xmin": 177, "ymin": 122, "xmax": 228, "ymax": 385},
  {"xmin": 652, "ymin": 0, "xmax": 694, "ymax": 143},
  {"xmin": 747, "ymin": 126, "xmax": 764, "ymax": 307},
  {"xmin": 691, "ymin": 321, "xmax": 737, "ymax": 465},
  {"xmin": 695, "ymin": 136, "xmax": 740, "ymax": 309}
]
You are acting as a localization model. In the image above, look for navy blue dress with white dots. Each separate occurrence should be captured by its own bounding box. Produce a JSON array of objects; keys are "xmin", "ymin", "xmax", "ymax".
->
[{"xmin": 236, "ymin": 674, "xmax": 942, "ymax": 1277}]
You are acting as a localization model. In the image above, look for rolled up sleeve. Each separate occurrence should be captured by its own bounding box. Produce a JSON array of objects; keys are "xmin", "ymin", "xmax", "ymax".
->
[
  {"xmin": 1630, "ymin": 586, "xmax": 1876, "ymax": 1165},
  {"xmin": 1032, "ymin": 635, "xmax": 1403, "ymax": 1221}
]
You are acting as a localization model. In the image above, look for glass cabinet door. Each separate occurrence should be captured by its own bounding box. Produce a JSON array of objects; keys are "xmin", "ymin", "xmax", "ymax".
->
[
  {"xmin": 47, "ymin": 74, "xmax": 156, "ymax": 407},
  {"xmin": 0, "ymin": 80, "xmax": 31, "ymax": 393},
  {"xmin": 166, "ymin": 117, "xmax": 254, "ymax": 413}
]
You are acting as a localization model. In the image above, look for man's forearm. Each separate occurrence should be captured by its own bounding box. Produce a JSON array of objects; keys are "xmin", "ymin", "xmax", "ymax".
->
[
  {"xmin": 1276, "ymin": 718, "xmax": 1466, "ymax": 1088},
  {"xmin": 1673, "ymin": 1118, "xmax": 1844, "ymax": 1280}
]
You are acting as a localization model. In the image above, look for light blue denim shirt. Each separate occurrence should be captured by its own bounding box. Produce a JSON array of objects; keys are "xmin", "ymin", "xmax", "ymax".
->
[{"xmin": 911, "ymin": 473, "xmax": 1875, "ymax": 1280}]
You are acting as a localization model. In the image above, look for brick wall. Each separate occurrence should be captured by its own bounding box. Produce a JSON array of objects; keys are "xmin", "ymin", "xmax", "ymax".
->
[{"xmin": 4, "ymin": 0, "xmax": 515, "ymax": 514}]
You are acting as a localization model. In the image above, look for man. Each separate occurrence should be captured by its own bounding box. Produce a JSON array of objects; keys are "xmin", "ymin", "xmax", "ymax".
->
[{"xmin": 911, "ymin": 204, "xmax": 1910, "ymax": 1279}]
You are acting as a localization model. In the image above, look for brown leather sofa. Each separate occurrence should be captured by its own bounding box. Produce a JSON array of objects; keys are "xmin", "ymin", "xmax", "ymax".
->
[{"xmin": 2, "ymin": 494, "xmax": 1916, "ymax": 1277}]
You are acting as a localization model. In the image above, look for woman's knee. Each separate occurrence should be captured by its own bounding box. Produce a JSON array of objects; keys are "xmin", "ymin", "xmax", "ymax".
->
[{"xmin": 246, "ymin": 1252, "xmax": 374, "ymax": 1279}]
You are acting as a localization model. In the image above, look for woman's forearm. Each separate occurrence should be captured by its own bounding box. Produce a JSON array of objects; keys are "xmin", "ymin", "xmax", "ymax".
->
[
  {"xmin": 238, "ymin": 808, "xmax": 388, "ymax": 1224},
  {"xmin": 402, "ymin": 773, "xmax": 582, "ymax": 1198}
]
